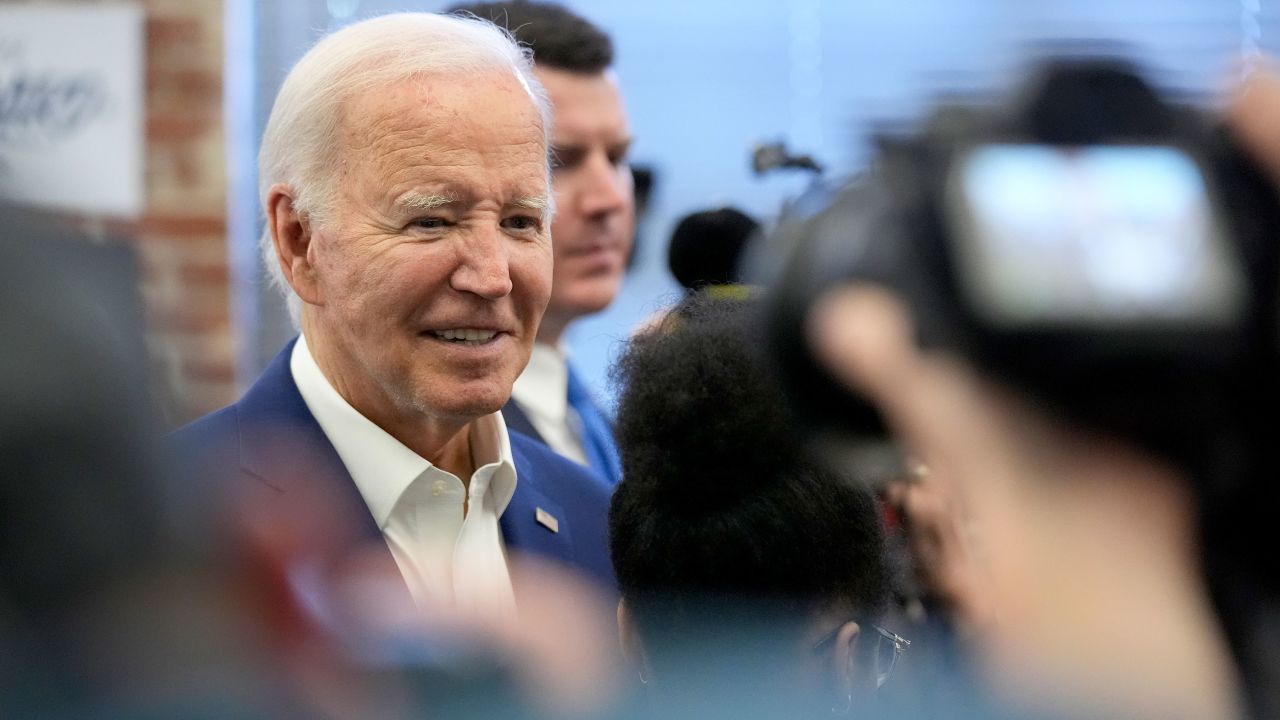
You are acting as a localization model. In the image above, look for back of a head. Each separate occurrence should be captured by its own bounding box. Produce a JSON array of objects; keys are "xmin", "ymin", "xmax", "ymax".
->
[
  {"xmin": 608, "ymin": 295, "xmax": 888, "ymax": 671},
  {"xmin": 668, "ymin": 207, "xmax": 761, "ymax": 290},
  {"xmin": 257, "ymin": 12, "xmax": 549, "ymax": 323},
  {"xmin": 445, "ymin": 1, "xmax": 614, "ymax": 73}
]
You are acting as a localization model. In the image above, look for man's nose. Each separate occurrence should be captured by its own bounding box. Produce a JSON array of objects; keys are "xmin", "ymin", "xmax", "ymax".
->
[
  {"xmin": 449, "ymin": 229, "xmax": 513, "ymax": 299},
  {"xmin": 577, "ymin": 154, "xmax": 631, "ymax": 219}
]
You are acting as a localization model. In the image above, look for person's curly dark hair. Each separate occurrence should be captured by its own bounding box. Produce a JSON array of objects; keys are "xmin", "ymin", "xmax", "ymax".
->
[
  {"xmin": 608, "ymin": 294, "xmax": 889, "ymax": 657},
  {"xmin": 446, "ymin": 1, "xmax": 614, "ymax": 74}
]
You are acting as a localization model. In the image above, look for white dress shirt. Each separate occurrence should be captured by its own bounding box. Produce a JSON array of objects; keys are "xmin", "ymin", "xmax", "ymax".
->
[
  {"xmin": 510, "ymin": 342, "xmax": 590, "ymax": 466},
  {"xmin": 290, "ymin": 336, "xmax": 517, "ymax": 620}
]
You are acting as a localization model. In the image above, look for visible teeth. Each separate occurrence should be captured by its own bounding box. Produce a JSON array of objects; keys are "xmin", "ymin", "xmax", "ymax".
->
[{"xmin": 433, "ymin": 328, "xmax": 497, "ymax": 343}]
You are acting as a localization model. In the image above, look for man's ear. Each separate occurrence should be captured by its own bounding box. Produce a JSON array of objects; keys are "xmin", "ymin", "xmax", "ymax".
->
[
  {"xmin": 265, "ymin": 183, "xmax": 323, "ymax": 306},
  {"xmin": 829, "ymin": 620, "xmax": 863, "ymax": 708},
  {"xmin": 617, "ymin": 599, "xmax": 652, "ymax": 684}
]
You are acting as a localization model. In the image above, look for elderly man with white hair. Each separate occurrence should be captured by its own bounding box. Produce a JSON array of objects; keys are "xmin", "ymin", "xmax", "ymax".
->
[{"xmin": 172, "ymin": 12, "xmax": 614, "ymax": 619}]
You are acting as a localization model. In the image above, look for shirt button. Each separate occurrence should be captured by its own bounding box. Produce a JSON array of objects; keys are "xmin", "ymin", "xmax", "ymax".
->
[{"xmin": 431, "ymin": 479, "xmax": 448, "ymax": 496}]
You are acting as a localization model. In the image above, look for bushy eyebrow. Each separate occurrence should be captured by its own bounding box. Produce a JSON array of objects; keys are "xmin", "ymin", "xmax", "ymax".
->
[
  {"xmin": 397, "ymin": 193, "xmax": 456, "ymax": 212},
  {"xmin": 513, "ymin": 196, "xmax": 551, "ymax": 213},
  {"xmin": 394, "ymin": 191, "xmax": 552, "ymax": 218}
]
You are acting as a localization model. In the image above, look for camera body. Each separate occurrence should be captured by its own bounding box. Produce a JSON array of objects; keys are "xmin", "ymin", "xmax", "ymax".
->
[{"xmin": 762, "ymin": 58, "xmax": 1280, "ymax": 490}]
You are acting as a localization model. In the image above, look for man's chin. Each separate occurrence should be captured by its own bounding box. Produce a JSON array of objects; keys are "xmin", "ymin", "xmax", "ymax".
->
[{"xmin": 411, "ymin": 382, "xmax": 511, "ymax": 425}]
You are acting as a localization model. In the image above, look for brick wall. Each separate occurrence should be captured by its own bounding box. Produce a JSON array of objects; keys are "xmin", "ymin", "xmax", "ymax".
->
[
  {"xmin": 137, "ymin": 0, "xmax": 232, "ymax": 425},
  {"xmin": 34, "ymin": 0, "xmax": 234, "ymax": 426}
]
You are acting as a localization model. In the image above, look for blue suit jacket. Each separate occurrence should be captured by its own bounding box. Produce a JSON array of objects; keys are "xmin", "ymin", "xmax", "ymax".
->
[
  {"xmin": 501, "ymin": 375, "xmax": 622, "ymax": 488},
  {"xmin": 170, "ymin": 339, "xmax": 616, "ymax": 595}
]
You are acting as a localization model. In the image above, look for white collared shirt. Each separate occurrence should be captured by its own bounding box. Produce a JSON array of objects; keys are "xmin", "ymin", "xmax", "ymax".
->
[
  {"xmin": 510, "ymin": 342, "xmax": 589, "ymax": 465},
  {"xmin": 291, "ymin": 336, "xmax": 517, "ymax": 618}
]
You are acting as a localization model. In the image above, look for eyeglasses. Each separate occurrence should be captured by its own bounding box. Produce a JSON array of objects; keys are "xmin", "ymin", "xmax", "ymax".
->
[{"xmin": 811, "ymin": 622, "xmax": 910, "ymax": 689}]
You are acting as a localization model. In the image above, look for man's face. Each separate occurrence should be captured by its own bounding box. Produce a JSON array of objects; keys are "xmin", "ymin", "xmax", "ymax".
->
[
  {"xmin": 533, "ymin": 66, "xmax": 635, "ymax": 337},
  {"xmin": 302, "ymin": 73, "xmax": 552, "ymax": 427}
]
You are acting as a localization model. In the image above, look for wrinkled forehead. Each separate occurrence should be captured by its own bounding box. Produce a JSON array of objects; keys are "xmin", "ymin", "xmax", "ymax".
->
[
  {"xmin": 329, "ymin": 72, "xmax": 550, "ymax": 204},
  {"xmin": 336, "ymin": 71, "xmax": 546, "ymax": 160}
]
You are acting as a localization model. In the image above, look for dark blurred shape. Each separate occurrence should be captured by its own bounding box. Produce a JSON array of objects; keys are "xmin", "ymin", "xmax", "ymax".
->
[
  {"xmin": 631, "ymin": 165, "xmax": 654, "ymax": 217},
  {"xmin": 0, "ymin": 203, "xmax": 254, "ymax": 715},
  {"xmin": 761, "ymin": 56, "xmax": 1280, "ymax": 718},
  {"xmin": 666, "ymin": 207, "xmax": 760, "ymax": 292},
  {"xmin": 761, "ymin": 56, "xmax": 1280, "ymax": 496},
  {"xmin": 752, "ymin": 140, "xmax": 825, "ymax": 176},
  {"xmin": 0, "ymin": 204, "xmax": 162, "ymax": 617},
  {"xmin": 628, "ymin": 164, "xmax": 654, "ymax": 271}
]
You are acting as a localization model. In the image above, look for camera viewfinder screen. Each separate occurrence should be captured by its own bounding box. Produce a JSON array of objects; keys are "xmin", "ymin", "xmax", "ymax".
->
[{"xmin": 948, "ymin": 144, "xmax": 1245, "ymax": 328}]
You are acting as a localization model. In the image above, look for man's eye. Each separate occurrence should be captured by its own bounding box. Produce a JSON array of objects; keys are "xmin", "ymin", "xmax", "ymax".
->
[
  {"xmin": 502, "ymin": 215, "xmax": 540, "ymax": 231},
  {"xmin": 550, "ymin": 148, "xmax": 584, "ymax": 171},
  {"xmin": 411, "ymin": 217, "xmax": 450, "ymax": 230}
]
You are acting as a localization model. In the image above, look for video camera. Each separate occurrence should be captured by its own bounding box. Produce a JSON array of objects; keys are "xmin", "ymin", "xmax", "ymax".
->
[{"xmin": 760, "ymin": 58, "xmax": 1280, "ymax": 492}]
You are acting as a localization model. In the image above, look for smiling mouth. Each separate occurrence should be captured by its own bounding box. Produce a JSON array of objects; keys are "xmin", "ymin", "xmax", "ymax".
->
[{"xmin": 428, "ymin": 328, "xmax": 502, "ymax": 347}]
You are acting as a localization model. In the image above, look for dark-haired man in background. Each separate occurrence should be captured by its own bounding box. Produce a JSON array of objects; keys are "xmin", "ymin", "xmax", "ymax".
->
[{"xmin": 449, "ymin": 1, "xmax": 633, "ymax": 487}]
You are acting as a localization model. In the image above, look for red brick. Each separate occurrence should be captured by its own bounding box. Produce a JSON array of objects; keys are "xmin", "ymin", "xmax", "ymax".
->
[
  {"xmin": 148, "ymin": 68, "xmax": 222, "ymax": 99},
  {"xmin": 129, "ymin": 0, "xmax": 232, "ymax": 422},
  {"xmin": 146, "ymin": 16, "xmax": 202, "ymax": 47},
  {"xmin": 148, "ymin": 114, "xmax": 215, "ymax": 143},
  {"xmin": 113, "ymin": 216, "xmax": 225, "ymax": 241},
  {"xmin": 178, "ymin": 262, "xmax": 230, "ymax": 285},
  {"xmin": 152, "ymin": 308, "xmax": 231, "ymax": 335}
]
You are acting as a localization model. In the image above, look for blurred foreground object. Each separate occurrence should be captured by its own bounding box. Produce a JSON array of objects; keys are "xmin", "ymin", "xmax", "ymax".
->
[
  {"xmin": 752, "ymin": 140, "xmax": 825, "ymax": 176},
  {"xmin": 1228, "ymin": 57, "xmax": 1280, "ymax": 187},
  {"xmin": 0, "ymin": 203, "xmax": 283, "ymax": 716},
  {"xmin": 0, "ymin": 202, "xmax": 161, "ymax": 620},
  {"xmin": 764, "ymin": 57, "xmax": 1280, "ymax": 488},
  {"xmin": 761, "ymin": 56, "xmax": 1280, "ymax": 719}
]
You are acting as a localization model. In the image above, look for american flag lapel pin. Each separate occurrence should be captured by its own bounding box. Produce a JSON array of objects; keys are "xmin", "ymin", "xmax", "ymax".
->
[{"xmin": 535, "ymin": 507, "xmax": 560, "ymax": 533}]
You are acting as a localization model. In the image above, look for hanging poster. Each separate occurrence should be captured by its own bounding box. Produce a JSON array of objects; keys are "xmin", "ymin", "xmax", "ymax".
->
[{"xmin": 0, "ymin": 4, "xmax": 144, "ymax": 217}]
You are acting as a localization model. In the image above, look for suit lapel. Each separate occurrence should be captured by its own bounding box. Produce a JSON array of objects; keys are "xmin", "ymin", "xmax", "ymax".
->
[
  {"xmin": 234, "ymin": 339, "xmax": 392, "ymax": 572},
  {"xmin": 500, "ymin": 398, "xmax": 545, "ymax": 444},
  {"xmin": 501, "ymin": 440, "xmax": 577, "ymax": 561},
  {"xmin": 231, "ymin": 341, "xmax": 596, "ymax": 598}
]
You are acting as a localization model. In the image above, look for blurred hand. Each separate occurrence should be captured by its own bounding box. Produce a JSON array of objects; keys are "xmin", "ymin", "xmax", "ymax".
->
[
  {"xmin": 807, "ymin": 287, "xmax": 1009, "ymax": 630},
  {"xmin": 1228, "ymin": 57, "xmax": 1280, "ymax": 187},
  {"xmin": 804, "ymin": 188, "xmax": 1248, "ymax": 720},
  {"xmin": 808, "ymin": 60, "xmax": 1280, "ymax": 643},
  {"xmin": 885, "ymin": 462, "xmax": 993, "ymax": 635}
]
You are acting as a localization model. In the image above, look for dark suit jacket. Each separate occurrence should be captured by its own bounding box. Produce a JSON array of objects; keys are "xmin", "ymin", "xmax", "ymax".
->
[
  {"xmin": 502, "ymin": 390, "xmax": 621, "ymax": 487},
  {"xmin": 170, "ymin": 339, "xmax": 617, "ymax": 594},
  {"xmin": 500, "ymin": 398, "xmax": 543, "ymax": 443}
]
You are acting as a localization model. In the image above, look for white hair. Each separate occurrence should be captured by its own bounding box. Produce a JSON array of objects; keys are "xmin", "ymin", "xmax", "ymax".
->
[{"xmin": 257, "ymin": 12, "xmax": 552, "ymax": 325}]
